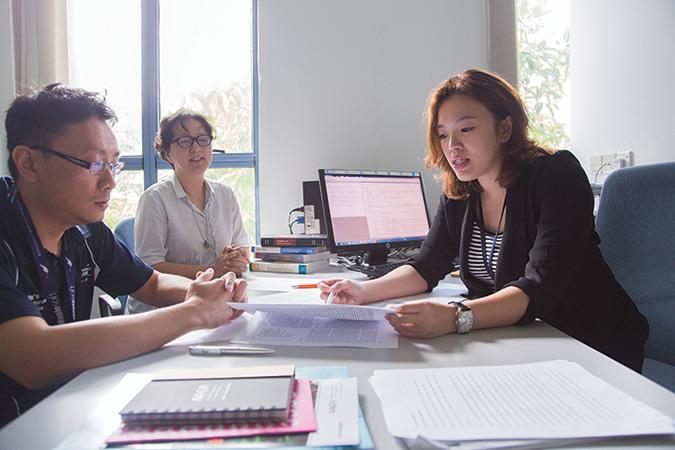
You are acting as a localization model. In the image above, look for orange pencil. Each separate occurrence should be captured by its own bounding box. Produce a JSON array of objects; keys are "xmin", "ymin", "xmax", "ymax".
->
[{"xmin": 291, "ymin": 283, "xmax": 318, "ymax": 289}]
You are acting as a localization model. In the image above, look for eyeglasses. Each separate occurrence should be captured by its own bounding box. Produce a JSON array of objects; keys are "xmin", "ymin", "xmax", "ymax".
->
[
  {"xmin": 31, "ymin": 146, "xmax": 125, "ymax": 176},
  {"xmin": 172, "ymin": 135, "xmax": 213, "ymax": 149}
]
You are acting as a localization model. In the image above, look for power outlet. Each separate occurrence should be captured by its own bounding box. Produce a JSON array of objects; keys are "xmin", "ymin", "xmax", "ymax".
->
[
  {"xmin": 615, "ymin": 151, "xmax": 633, "ymax": 168},
  {"xmin": 591, "ymin": 151, "xmax": 634, "ymax": 181}
]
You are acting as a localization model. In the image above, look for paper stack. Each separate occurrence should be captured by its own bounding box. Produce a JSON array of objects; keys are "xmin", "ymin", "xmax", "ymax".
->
[{"xmin": 370, "ymin": 360, "xmax": 675, "ymax": 449}]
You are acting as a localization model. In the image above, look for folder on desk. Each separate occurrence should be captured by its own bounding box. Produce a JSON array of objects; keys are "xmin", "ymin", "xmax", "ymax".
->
[{"xmin": 119, "ymin": 365, "xmax": 296, "ymax": 425}]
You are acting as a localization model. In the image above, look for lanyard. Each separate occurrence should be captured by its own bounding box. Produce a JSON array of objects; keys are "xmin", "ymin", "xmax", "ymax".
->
[
  {"xmin": 4, "ymin": 181, "xmax": 77, "ymax": 324},
  {"xmin": 476, "ymin": 194, "xmax": 507, "ymax": 281}
]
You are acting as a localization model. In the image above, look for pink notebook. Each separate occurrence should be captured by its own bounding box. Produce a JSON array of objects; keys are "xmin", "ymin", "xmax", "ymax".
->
[{"xmin": 106, "ymin": 379, "xmax": 316, "ymax": 445}]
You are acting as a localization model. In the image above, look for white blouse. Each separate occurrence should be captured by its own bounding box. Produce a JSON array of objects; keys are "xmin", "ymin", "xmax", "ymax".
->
[{"xmin": 127, "ymin": 174, "xmax": 249, "ymax": 314}]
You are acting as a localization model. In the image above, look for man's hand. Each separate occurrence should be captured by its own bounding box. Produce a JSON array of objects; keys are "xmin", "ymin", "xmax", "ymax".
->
[{"xmin": 184, "ymin": 268, "xmax": 248, "ymax": 329}]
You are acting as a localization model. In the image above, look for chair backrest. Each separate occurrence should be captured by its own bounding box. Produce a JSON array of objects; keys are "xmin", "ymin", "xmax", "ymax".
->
[
  {"xmin": 595, "ymin": 162, "xmax": 675, "ymax": 365},
  {"xmin": 113, "ymin": 217, "xmax": 136, "ymax": 309},
  {"xmin": 114, "ymin": 217, "xmax": 135, "ymax": 252}
]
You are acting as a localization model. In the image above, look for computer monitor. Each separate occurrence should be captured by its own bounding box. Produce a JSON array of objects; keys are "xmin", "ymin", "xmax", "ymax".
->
[{"xmin": 318, "ymin": 169, "xmax": 431, "ymax": 265}]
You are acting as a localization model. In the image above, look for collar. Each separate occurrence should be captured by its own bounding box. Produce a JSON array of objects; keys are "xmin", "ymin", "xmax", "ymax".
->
[{"xmin": 170, "ymin": 173, "xmax": 214, "ymax": 206}]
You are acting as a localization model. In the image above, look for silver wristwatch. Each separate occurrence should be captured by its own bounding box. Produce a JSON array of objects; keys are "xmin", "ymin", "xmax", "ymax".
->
[{"xmin": 448, "ymin": 301, "xmax": 473, "ymax": 334}]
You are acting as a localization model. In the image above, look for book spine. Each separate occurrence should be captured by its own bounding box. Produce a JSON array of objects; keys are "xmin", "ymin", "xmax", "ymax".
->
[
  {"xmin": 255, "ymin": 246, "xmax": 327, "ymax": 254},
  {"xmin": 249, "ymin": 261, "xmax": 311, "ymax": 274},
  {"xmin": 254, "ymin": 252, "xmax": 328, "ymax": 263},
  {"xmin": 260, "ymin": 237, "xmax": 327, "ymax": 247}
]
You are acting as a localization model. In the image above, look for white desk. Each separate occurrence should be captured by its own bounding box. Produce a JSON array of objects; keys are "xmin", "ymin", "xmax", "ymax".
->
[{"xmin": 1, "ymin": 271, "xmax": 674, "ymax": 449}]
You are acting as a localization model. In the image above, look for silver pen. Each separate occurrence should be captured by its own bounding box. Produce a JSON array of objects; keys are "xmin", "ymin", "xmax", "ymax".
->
[
  {"xmin": 326, "ymin": 290, "xmax": 337, "ymax": 304},
  {"xmin": 188, "ymin": 345, "xmax": 275, "ymax": 356}
]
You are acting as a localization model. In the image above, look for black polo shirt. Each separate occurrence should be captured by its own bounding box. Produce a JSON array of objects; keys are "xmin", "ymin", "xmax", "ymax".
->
[{"xmin": 0, "ymin": 177, "xmax": 154, "ymax": 427}]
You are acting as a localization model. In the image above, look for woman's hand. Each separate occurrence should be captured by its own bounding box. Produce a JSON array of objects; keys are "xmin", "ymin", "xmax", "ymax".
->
[
  {"xmin": 213, "ymin": 247, "xmax": 249, "ymax": 276},
  {"xmin": 184, "ymin": 268, "xmax": 248, "ymax": 328},
  {"xmin": 317, "ymin": 279, "xmax": 367, "ymax": 305},
  {"xmin": 385, "ymin": 301, "xmax": 456, "ymax": 338}
]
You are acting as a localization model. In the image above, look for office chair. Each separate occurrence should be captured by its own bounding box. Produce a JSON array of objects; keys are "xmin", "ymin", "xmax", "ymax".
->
[
  {"xmin": 98, "ymin": 217, "xmax": 136, "ymax": 317},
  {"xmin": 595, "ymin": 162, "xmax": 675, "ymax": 392}
]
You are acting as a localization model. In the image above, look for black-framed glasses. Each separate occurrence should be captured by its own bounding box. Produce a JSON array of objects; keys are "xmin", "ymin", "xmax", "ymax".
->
[
  {"xmin": 30, "ymin": 146, "xmax": 125, "ymax": 176},
  {"xmin": 172, "ymin": 135, "xmax": 213, "ymax": 149}
]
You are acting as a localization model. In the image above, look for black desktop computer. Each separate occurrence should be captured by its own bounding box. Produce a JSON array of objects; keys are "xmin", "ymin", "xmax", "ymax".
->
[{"xmin": 318, "ymin": 169, "xmax": 431, "ymax": 278}]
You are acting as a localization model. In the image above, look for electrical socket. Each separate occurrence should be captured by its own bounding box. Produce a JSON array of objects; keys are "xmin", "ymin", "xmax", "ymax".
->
[
  {"xmin": 615, "ymin": 150, "xmax": 633, "ymax": 168},
  {"xmin": 591, "ymin": 150, "xmax": 634, "ymax": 181}
]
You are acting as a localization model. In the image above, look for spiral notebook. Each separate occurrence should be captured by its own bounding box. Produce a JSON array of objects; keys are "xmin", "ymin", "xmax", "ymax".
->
[{"xmin": 119, "ymin": 365, "xmax": 295, "ymax": 425}]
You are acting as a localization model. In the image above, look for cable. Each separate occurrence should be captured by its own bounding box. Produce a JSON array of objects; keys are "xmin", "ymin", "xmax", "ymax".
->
[
  {"xmin": 287, "ymin": 206, "xmax": 305, "ymax": 234},
  {"xmin": 594, "ymin": 162, "xmax": 613, "ymax": 183}
]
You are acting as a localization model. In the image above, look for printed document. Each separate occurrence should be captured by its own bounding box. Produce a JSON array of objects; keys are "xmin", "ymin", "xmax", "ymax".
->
[
  {"xmin": 307, "ymin": 378, "xmax": 360, "ymax": 447},
  {"xmin": 163, "ymin": 315, "xmax": 249, "ymax": 347},
  {"xmin": 372, "ymin": 360, "xmax": 675, "ymax": 441},
  {"xmin": 228, "ymin": 290, "xmax": 394, "ymax": 321},
  {"xmin": 229, "ymin": 302, "xmax": 394, "ymax": 321},
  {"xmin": 233, "ymin": 312, "xmax": 398, "ymax": 348}
]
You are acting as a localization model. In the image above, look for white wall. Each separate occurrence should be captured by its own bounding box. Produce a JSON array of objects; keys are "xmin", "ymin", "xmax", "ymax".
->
[
  {"xmin": 0, "ymin": 0, "xmax": 15, "ymax": 176},
  {"xmin": 258, "ymin": 0, "xmax": 488, "ymax": 235},
  {"xmin": 571, "ymin": 0, "xmax": 675, "ymax": 173}
]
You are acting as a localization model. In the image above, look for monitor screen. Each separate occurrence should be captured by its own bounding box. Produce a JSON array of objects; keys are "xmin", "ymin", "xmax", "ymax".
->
[{"xmin": 318, "ymin": 169, "xmax": 430, "ymax": 262}]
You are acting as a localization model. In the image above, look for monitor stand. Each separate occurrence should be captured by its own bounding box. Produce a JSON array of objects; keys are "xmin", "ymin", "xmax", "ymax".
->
[{"xmin": 363, "ymin": 248, "xmax": 388, "ymax": 266}]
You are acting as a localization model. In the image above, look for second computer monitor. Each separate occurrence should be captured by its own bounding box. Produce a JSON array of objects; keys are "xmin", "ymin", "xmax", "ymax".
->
[{"xmin": 318, "ymin": 169, "xmax": 430, "ymax": 264}]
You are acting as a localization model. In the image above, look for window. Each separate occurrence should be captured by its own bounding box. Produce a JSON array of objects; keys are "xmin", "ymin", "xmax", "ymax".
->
[
  {"xmin": 516, "ymin": 0, "xmax": 571, "ymax": 150},
  {"xmin": 67, "ymin": 0, "xmax": 259, "ymax": 241}
]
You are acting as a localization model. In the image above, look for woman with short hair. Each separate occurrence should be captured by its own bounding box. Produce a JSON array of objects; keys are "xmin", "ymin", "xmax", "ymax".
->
[{"xmin": 128, "ymin": 110, "xmax": 249, "ymax": 314}]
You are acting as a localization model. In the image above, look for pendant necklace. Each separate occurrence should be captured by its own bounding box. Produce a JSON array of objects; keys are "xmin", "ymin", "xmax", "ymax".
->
[{"xmin": 190, "ymin": 206, "xmax": 211, "ymax": 250}]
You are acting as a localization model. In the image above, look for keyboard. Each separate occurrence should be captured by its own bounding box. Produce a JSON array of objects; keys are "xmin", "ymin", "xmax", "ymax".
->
[{"xmin": 345, "ymin": 261, "xmax": 409, "ymax": 279}]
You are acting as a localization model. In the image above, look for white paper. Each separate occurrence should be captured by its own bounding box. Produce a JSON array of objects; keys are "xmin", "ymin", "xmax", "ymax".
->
[
  {"xmin": 306, "ymin": 378, "xmax": 360, "ymax": 447},
  {"xmin": 51, "ymin": 373, "xmax": 152, "ymax": 450},
  {"xmin": 163, "ymin": 314, "xmax": 250, "ymax": 347},
  {"xmin": 404, "ymin": 435, "xmax": 597, "ymax": 450},
  {"xmin": 372, "ymin": 360, "xmax": 675, "ymax": 440},
  {"xmin": 229, "ymin": 302, "xmax": 394, "ymax": 321},
  {"xmin": 228, "ymin": 288, "xmax": 393, "ymax": 321},
  {"xmin": 233, "ymin": 312, "xmax": 398, "ymax": 348}
]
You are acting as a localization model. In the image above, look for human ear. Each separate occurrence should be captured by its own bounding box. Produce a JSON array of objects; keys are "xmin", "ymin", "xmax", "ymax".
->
[
  {"xmin": 163, "ymin": 149, "xmax": 174, "ymax": 165},
  {"xmin": 12, "ymin": 145, "xmax": 40, "ymax": 182},
  {"xmin": 499, "ymin": 116, "xmax": 513, "ymax": 143}
]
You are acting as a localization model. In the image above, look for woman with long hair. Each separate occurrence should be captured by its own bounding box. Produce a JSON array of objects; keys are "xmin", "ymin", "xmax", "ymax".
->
[{"xmin": 319, "ymin": 69, "xmax": 648, "ymax": 372}]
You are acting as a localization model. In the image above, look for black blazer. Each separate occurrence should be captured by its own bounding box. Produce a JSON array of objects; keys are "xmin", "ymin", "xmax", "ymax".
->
[{"xmin": 411, "ymin": 151, "xmax": 648, "ymax": 371}]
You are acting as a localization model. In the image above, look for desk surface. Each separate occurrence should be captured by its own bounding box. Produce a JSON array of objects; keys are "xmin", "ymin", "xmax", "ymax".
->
[{"xmin": 1, "ymin": 271, "xmax": 674, "ymax": 449}]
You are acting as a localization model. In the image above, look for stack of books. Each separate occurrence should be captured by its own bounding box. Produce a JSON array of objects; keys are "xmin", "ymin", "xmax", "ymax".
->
[{"xmin": 250, "ymin": 234, "xmax": 330, "ymax": 274}]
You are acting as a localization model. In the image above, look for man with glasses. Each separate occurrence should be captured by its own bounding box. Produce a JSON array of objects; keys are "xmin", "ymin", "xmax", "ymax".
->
[{"xmin": 0, "ymin": 84, "xmax": 248, "ymax": 427}]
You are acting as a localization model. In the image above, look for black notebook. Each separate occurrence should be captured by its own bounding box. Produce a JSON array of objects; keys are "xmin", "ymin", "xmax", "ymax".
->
[{"xmin": 119, "ymin": 365, "xmax": 295, "ymax": 425}]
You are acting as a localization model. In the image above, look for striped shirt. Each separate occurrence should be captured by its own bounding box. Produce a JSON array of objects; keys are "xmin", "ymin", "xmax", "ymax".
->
[{"xmin": 467, "ymin": 221, "xmax": 503, "ymax": 289}]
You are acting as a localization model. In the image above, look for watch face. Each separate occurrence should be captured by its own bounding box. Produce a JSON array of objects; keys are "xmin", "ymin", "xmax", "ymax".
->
[{"xmin": 456, "ymin": 310, "xmax": 474, "ymax": 334}]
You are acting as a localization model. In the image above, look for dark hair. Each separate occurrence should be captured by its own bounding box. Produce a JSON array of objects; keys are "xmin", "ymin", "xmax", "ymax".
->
[
  {"xmin": 154, "ymin": 109, "xmax": 214, "ymax": 166},
  {"xmin": 425, "ymin": 69, "xmax": 552, "ymax": 199},
  {"xmin": 5, "ymin": 83, "xmax": 117, "ymax": 178}
]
